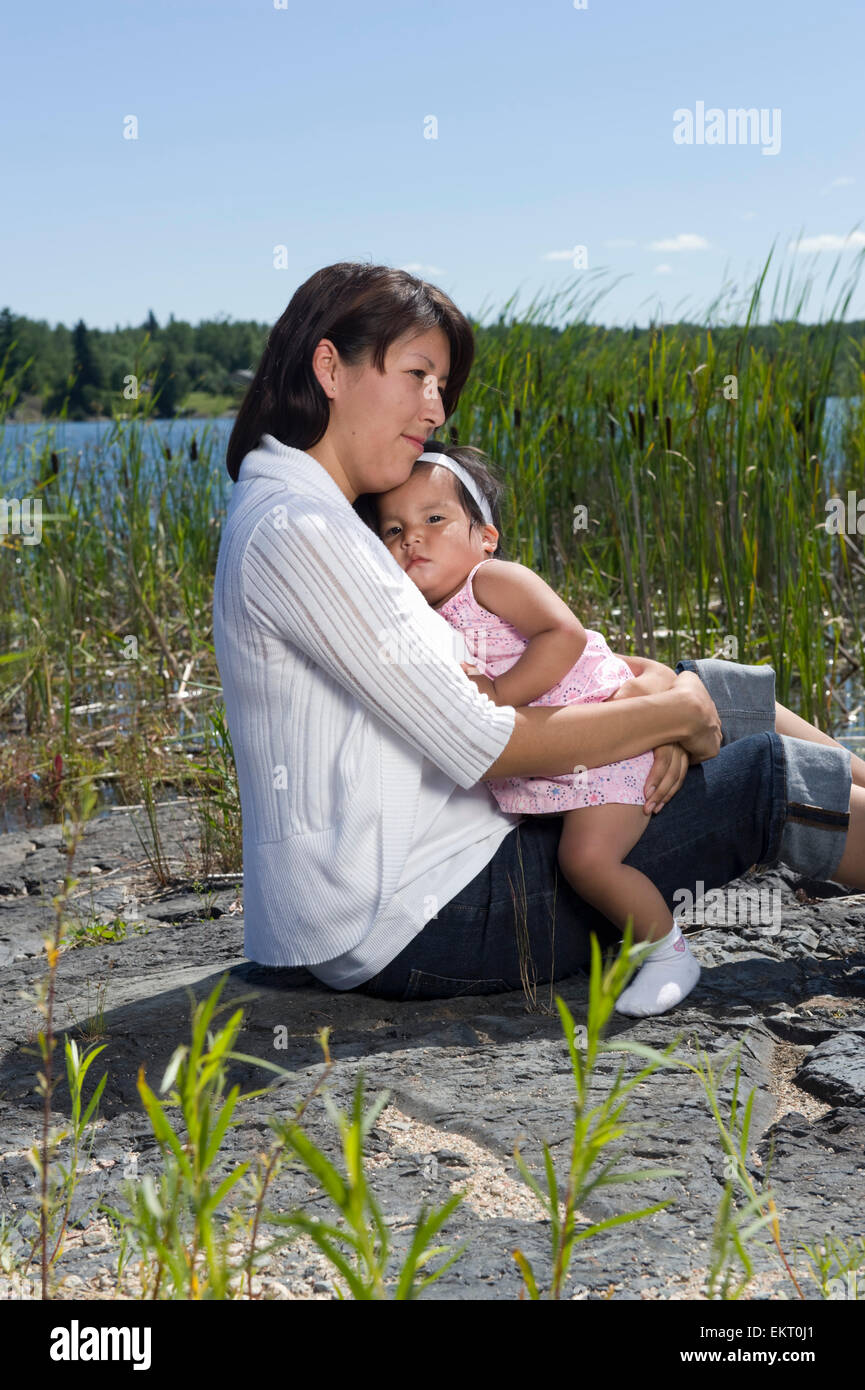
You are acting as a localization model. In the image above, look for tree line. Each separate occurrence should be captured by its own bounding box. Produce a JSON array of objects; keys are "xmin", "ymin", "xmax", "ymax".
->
[
  {"xmin": 0, "ymin": 308, "xmax": 268, "ymax": 420},
  {"xmin": 1, "ymin": 305, "xmax": 864, "ymax": 422}
]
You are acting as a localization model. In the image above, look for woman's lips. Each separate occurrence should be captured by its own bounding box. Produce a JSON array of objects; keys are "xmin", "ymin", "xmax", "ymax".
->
[{"xmin": 402, "ymin": 435, "xmax": 425, "ymax": 449}]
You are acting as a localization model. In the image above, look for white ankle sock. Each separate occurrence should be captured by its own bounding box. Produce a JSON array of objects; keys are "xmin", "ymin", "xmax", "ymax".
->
[{"xmin": 614, "ymin": 921, "xmax": 700, "ymax": 1017}]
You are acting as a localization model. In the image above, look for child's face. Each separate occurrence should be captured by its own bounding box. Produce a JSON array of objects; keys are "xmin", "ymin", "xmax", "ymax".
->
[{"xmin": 375, "ymin": 464, "xmax": 494, "ymax": 608}]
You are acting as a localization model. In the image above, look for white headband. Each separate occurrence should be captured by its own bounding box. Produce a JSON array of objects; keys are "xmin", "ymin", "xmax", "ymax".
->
[{"xmin": 415, "ymin": 450, "xmax": 495, "ymax": 527}]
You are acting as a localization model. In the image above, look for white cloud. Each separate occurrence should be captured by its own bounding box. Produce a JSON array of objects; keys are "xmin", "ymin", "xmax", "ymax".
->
[
  {"xmin": 788, "ymin": 232, "xmax": 865, "ymax": 253},
  {"xmin": 741, "ymin": 211, "xmax": 757, "ymax": 221},
  {"xmin": 647, "ymin": 233, "xmax": 711, "ymax": 252},
  {"xmin": 654, "ymin": 264, "xmax": 673, "ymax": 275},
  {"xmin": 543, "ymin": 249, "xmax": 579, "ymax": 261},
  {"xmin": 400, "ymin": 262, "xmax": 447, "ymax": 276}
]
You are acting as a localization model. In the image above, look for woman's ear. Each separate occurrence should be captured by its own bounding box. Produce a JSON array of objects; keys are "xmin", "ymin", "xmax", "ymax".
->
[{"xmin": 311, "ymin": 338, "xmax": 339, "ymax": 399}]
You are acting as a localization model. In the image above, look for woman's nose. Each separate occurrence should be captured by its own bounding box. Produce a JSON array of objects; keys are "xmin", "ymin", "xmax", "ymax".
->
[{"xmin": 422, "ymin": 381, "xmax": 447, "ymax": 429}]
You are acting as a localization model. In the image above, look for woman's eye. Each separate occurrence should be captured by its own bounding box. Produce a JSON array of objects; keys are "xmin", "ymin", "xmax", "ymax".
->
[
  {"xmin": 410, "ymin": 369, "xmax": 444, "ymax": 392},
  {"xmin": 428, "ymin": 514, "xmax": 444, "ymax": 523}
]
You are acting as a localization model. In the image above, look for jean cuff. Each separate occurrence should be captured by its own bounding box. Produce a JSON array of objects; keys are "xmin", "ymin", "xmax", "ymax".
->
[
  {"xmin": 675, "ymin": 656, "xmax": 776, "ymax": 746},
  {"xmin": 775, "ymin": 733, "xmax": 852, "ymax": 883}
]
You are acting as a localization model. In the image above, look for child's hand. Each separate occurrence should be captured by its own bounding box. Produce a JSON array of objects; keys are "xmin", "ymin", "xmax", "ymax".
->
[
  {"xmin": 643, "ymin": 742, "xmax": 690, "ymax": 814},
  {"xmin": 460, "ymin": 660, "xmax": 499, "ymax": 703}
]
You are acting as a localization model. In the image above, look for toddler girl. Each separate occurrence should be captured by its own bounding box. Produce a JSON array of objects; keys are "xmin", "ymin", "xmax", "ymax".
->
[{"xmin": 363, "ymin": 440, "xmax": 700, "ymax": 1017}]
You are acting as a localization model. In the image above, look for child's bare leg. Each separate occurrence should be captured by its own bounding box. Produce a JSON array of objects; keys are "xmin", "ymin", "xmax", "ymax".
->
[
  {"xmin": 557, "ymin": 804, "xmax": 672, "ymax": 942},
  {"xmin": 831, "ymin": 783, "xmax": 865, "ymax": 890},
  {"xmin": 774, "ymin": 702, "xmax": 865, "ymax": 789},
  {"xmin": 558, "ymin": 804, "xmax": 701, "ymax": 1017}
]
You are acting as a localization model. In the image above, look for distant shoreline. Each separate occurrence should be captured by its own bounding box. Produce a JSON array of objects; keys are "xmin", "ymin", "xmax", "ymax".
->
[{"xmin": 2, "ymin": 406, "xmax": 239, "ymax": 425}]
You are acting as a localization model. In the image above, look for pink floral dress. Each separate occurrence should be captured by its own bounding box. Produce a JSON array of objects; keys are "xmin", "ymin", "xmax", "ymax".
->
[{"xmin": 436, "ymin": 559, "xmax": 655, "ymax": 814}]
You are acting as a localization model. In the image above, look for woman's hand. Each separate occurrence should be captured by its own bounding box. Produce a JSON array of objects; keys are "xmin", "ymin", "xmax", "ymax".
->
[
  {"xmin": 610, "ymin": 667, "xmax": 722, "ymax": 765},
  {"xmin": 673, "ymin": 671, "xmax": 723, "ymax": 763},
  {"xmin": 643, "ymin": 742, "xmax": 690, "ymax": 815}
]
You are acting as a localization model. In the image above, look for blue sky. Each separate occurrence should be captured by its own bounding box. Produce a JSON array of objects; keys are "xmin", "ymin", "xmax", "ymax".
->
[{"xmin": 4, "ymin": 0, "xmax": 864, "ymax": 331}]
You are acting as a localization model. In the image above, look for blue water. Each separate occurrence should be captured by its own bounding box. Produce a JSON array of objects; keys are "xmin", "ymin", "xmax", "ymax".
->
[
  {"xmin": 599, "ymin": 394, "xmax": 857, "ymax": 479},
  {"xmin": 0, "ymin": 415, "xmax": 236, "ymax": 493},
  {"xmin": 1, "ymin": 396, "xmax": 858, "ymax": 477}
]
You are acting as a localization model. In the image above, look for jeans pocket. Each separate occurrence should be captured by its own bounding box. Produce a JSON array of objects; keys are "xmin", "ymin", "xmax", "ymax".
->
[{"xmin": 402, "ymin": 969, "xmax": 512, "ymax": 1002}]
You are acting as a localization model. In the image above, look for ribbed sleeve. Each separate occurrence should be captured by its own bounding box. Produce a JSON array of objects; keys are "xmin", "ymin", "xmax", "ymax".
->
[{"xmin": 240, "ymin": 498, "xmax": 516, "ymax": 789}]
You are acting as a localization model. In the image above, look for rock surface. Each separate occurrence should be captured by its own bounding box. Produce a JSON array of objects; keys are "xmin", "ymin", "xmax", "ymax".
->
[{"xmin": 1, "ymin": 801, "xmax": 864, "ymax": 1301}]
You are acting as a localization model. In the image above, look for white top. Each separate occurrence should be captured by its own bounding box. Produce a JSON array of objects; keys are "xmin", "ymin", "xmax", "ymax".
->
[{"xmin": 212, "ymin": 434, "xmax": 523, "ymax": 989}]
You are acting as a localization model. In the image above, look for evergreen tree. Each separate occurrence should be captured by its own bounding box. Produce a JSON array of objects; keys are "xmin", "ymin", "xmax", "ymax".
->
[
  {"xmin": 152, "ymin": 343, "xmax": 186, "ymax": 417},
  {"xmin": 67, "ymin": 319, "xmax": 103, "ymax": 419},
  {"xmin": 0, "ymin": 307, "xmax": 15, "ymax": 365}
]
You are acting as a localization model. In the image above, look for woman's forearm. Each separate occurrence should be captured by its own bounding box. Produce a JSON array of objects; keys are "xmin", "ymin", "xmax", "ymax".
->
[{"xmin": 483, "ymin": 682, "xmax": 710, "ymax": 779}]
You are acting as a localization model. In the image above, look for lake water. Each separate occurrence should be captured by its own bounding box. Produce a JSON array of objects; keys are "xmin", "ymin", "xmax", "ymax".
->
[
  {"xmin": 0, "ymin": 395, "xmax": 859, "ymax": 484},
  {"xmin": 0, "ymin": 415, "xmax": 236, "ymax": 501}
]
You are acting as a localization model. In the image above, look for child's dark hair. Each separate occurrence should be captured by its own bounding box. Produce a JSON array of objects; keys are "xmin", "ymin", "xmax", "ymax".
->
[{"xmin": 354, "ymin": 438, "xmax": 508, "ymax": 559}]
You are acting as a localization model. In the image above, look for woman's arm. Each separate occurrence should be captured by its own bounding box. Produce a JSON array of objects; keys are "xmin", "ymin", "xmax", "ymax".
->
[
  {"xmin": 469, "ymin": 560, "xmax": 587, "ymax": 708},
  {"xmin": 242, "ymin": 502, "xmax": 721, "ymax": 787},
  {"xmin": 482, "ymin": 675, "xmax": 722, "ymax": 778},
  {"xmin": 462, "ymin": 659, "xmax": 699, "ymax": 810}
]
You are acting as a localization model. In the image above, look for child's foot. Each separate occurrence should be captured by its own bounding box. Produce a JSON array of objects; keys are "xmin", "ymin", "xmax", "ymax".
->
[{"xmin": 614, "ymin": 922, "xmax": 700, "ymax": 1017}]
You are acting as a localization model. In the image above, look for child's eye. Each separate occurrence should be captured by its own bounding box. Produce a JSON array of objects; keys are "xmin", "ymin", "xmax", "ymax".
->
[{"xmin": 381, "ymin": 516, "xmax": 442, "ymax": 539}]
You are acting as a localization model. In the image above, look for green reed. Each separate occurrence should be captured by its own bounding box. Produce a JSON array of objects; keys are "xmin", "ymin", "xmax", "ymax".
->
[
  {"xmin": 0, "ymin": 407, "xmax": 225, "ymax": 739},
  {"xmin": 450, "ymin": 245, "xmax": 865, "ymax": 724},
  {"xmin": 1, "ymin": 243, "xmax": 864, "ymax": 835}
]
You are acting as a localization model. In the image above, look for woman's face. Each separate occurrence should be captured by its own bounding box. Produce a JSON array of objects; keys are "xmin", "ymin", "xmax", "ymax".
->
[
  {"xmin": 375, "ymin": 465, "xmax": 496, "ymax": 609},
  {"xmin": 308, "ymin": 324, "xmax": 451, "ymax": 502}
]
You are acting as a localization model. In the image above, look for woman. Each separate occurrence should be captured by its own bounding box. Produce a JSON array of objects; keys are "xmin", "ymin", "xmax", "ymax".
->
[{"xmin": 213, "ymin": 261, "xmax": 864, "ymax": 1005}]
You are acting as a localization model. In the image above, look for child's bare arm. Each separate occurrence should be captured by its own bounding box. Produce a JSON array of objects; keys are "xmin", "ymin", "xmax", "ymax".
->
[{"xmin": 469, "ymin": 561, "xmax": 587, "ymax": 707}]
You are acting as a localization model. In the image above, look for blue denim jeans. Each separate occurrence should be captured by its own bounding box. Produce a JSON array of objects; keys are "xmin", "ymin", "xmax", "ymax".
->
[{"xmin": 350, "ymin": 658, "xmax": 852, "ymax": 1002}]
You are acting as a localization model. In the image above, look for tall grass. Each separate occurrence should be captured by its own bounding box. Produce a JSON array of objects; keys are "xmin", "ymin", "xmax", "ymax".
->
[
  {"xmin": 450, "ymin": 246, "xmax": 865, "ymax": 722},
  {"xmin": 1, "ymin": 246, "xmax": 864, "ymax": 845}
]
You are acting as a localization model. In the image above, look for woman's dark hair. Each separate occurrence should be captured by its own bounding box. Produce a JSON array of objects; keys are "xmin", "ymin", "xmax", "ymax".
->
[
  {"xmin": 353, "ymin": 438, "xmax": 509, "ymax": 561},
  {"xmin": 225, "ymin": 262, "xmax": 476, "ymax": 481}
]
